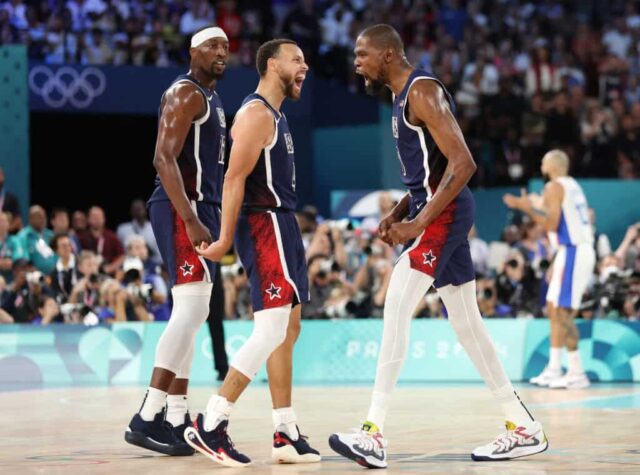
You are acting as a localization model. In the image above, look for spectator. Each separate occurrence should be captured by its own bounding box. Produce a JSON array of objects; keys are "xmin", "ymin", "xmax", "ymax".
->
[
  {"xmin": 281, "ymin": 0, "xmax": 320, "ymax": 67},
  {"xmin": 49, "ymin": 233, "xmax": 77, "ymax": 305},
  {"xmin": 0, "ymin": 167, "xmax": 23, "ymax": 234},
  {"xmin": 78, "ymin": 206, "xmax": 125, "ymax": 275},
  {"xmin": 468, "ymin": 225, "xmax": 489, "ymax": 277},
  {"xmin": 50, "ymin": 207, "xmax": 81, "ymax": 253},
  {"xmin": 0, "ymin": 211, "xmax": 25, "ymax": 283},
  {"xmin": 117, "ymin": 199, "xmax": 161, "ymax": 265},
  {"xmin": 16, "ymin": 205, "xmax": 56, "ymax": 275}
]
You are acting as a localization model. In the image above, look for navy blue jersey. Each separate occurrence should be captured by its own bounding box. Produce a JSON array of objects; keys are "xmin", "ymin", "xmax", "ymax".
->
[
  {"xmin": 233, "ymin": 93, "xmax": 297, "ymax": 211},
  {"xmin": 392, "ymin": 69, "xmax": 466, "ymax": 215},
  {"xmin": 149, "ymin": 74, "xmax": 226, "ymax": 205}
]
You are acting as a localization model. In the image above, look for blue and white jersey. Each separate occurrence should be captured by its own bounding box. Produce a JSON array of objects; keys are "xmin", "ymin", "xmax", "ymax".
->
[
  {"xmin": 392, "ymin": 69, "xmax": 464, "ymax": 216},
  {"xmin": 149, "ymin": 74, "xmax": 226, "ymax": 205},
  {"xmin": 554, "ymin": 176, "xmax": 593, "ymax": 246},
  {"xmin": 233, "ymin": 93, "xmax": 297, "ymax": 211}
]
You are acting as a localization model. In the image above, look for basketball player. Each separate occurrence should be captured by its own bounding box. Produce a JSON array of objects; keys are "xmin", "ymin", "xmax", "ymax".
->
[
  {"xmin": 504, "ymin": 150, "xmax": 594, "ymax": 389},
  {"xmin": 189, "ymin": 39, "xmax": 320, "ymax": 467},
  {"xmin": 124, "ymin": 26, "xmax": 229, "ymax": 456},
  {"xmin": 329, "ymin": 25, "xmax": 547, "ymax": 467}
]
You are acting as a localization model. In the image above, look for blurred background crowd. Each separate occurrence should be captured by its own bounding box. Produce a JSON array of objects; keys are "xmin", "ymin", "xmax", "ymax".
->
[
  {"xmin": 0, "ymin": 185, "xmax": 638, "ymax": 325},
  {"xmin": 1, "ymin": 0, "xmax": 639, "ymax": 324},
  {"xmin": 3, "ymin": 0, "xmax": 640, "ymax": 184}
]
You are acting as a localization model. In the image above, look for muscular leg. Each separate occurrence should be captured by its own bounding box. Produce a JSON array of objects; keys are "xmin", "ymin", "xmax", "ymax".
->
[
  {"xmin": 547, "ymin": 302, "xmax": 564, "ymax": 372},
  {"xmin": 267, "ymin": 304, "xmax": 301, "ymax": 409},
  {"xmin": 204, "ymin": 305, "xmax": 290, "ymax": 431},
  {"xmin": 266, "ymin": 304, "xmax": 302, "ymax": 438},
  {"xmin": 557, "ymin": 307, "xmax": 585, "ymax": 376},
  {"xmin": 557, "ymin": 307, "xmax": 579, "ymax": 351}
]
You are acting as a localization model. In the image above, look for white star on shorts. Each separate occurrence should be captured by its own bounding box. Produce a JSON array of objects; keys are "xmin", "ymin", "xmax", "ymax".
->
[
  {"xmin": 422, "ymin": 250, "xmax": 437, "ymax": 267},
  {"xmin": 265, "ymin": 282, "xmax": 282, "ymax": 300}
]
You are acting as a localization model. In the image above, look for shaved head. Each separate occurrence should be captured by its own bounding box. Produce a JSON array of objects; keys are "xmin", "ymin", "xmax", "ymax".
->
[
  {"xmin": 359, "ymin": 24, "xmax": 404, "ymax": 54},
  {"xmin": 543, "ymin": 149, "xmax": 569, "ymax": 173}
]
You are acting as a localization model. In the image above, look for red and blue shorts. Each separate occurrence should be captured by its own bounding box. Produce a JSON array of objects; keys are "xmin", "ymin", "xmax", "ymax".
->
[
  {"xmin": 148, "ymin": 199, "xmax": 219, "ymax": 287},
  {"xmin": 235, "ymin": 209, "xmax": 309, "ymax": 312}
]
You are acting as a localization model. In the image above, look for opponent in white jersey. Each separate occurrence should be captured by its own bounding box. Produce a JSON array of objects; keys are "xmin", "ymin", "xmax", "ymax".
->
[{"xmin": 504, "ymin": 149, "xmax": 595, "ymax": 389}]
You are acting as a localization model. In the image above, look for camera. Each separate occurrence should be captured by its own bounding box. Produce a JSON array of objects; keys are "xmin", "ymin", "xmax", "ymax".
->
[
  {"xmin": 26, "ymin": 271, "xmax": 45, "ymax": 285},
  {"xmin": 126, "ymin": 282, "xmax": 153, "ymax": 302},
  {"xmin": 506, "ymin": 258, "xmax": 520, "ymax": 269}
]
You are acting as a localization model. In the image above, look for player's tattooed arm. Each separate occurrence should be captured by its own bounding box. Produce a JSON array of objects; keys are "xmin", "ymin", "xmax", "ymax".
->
[{"xmin": 406, "ymin": 80, "xmax": 477, "ymax": 230}]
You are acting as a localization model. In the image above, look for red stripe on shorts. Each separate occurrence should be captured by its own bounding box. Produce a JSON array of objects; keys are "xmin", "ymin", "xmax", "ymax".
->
[
  {"xmin": 248, "ymin": 213, "xmax": 294, "ymax": 309},
  {"xmin": 408, "ymin": 200, "xmax": 457, "ymax": 277},
  {"xmin": 172, "ymin": 205, "xmax": 206, "ymax": 285}
]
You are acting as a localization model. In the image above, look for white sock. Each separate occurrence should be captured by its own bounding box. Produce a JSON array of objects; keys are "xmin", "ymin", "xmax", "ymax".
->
[
  {"xmin": 272, "ymin": 407, "xmax": 299, "ymax": 441},
  {"xmin": 139, "ymin": 387, "xmax": 167, "ymax": 422},
  {"xmin": 166, "ymin": 395, "xmax": 188, "ymax": 427},
  {"xmin": 492, "ymin": 384, "xmax": 535, "ymax": 426},
  {"xmin": 204, "ymin": 394, "xmax": 234, "ymax": 431},
  {"xmin": 567, "ymin": 350, "xmax": 584, "ymax": 374},
  {"xmin": 368, "ymin": 255, "xmax": 433, "ymax": 434},
  {"xmin": 366, "ymin": 391, "xmax": 390, "ymax": 432},
  {"xmin": 548, "ymin": 347, "xmax": 562, "ymax": 371}
]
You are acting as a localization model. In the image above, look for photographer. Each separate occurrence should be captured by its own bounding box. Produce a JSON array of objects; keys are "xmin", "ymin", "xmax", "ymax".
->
[
  {"xmin": 119, "ymin": 257, "xmax": 156, "ymax": 322},
  {"xmin": 221, "ymin": 262, "xmax": 251, "ymax": 319},
  {"xmin": 1, "ymin": 259, "xmax": 59, "ymax": 324},
  {"xmin": 302, "ymin": 254, "xmax": 354, "ymax": 319},
  {"xmin": 67, "ymin": 251, "xmax": 103, "ymax": 322},
  {"xmin": 123, "ymin": 235, "xmax": 169, "ymax": 320},
  {"xmin": 615, "ymin": 222, "xmax": 640, "ymax": 273},
  {"xmin": 585, "ymin": 255, "xmax": 630, "ymax": 318},
  {"xmin": 352, "ymin": 241, "xmax": 393, "ymax": 318},
  {"xmin": 495, "ymin": 252, "xmax": 540, "ymax": 317}
]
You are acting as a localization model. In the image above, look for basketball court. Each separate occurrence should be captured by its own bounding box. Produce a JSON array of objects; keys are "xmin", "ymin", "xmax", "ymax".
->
[{"xmin": 2, "ymin": 383, "xmax": 639, "ymax": 474}]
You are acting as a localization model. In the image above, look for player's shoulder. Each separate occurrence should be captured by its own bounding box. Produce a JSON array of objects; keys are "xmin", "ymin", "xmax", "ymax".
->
[
  {"xmin": 407, "ymin": 77, "xmax": 449, "ymax": 113},
  {"xmin": 544, "ymin": 180, "xmax": 564, "ymax": 197},
  {"xmin": 235, "ymin": 100, "xmax": 274, "ymax": 125}
]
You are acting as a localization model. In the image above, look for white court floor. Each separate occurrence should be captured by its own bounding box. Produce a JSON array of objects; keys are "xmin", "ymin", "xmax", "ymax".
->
[{"xmin": 1, "ymin": 383, "xmax": 640, "ymax": 474}]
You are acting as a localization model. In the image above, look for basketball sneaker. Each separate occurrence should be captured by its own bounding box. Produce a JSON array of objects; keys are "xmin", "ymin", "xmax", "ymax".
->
[
  {"xmin": 471, "ymin": 420, "xmax": 548, "ymax": 461},
  {"xmin": 548, "ymin": 372, "xmax": 590, "ymax": 389},
  {"xmin": 124, "ymin": 408, "xmax": 194, "ymax": 456},
  {"xmin": 272, "ymin": 427, "xmax": 321, "ymax": 464},
  {"xmin": 529, "ymin": 366, "xmax": 563, "ymax": 386},
  {"xmin": 183, "ymin": 414, "xmax": 251, "ymax": 467},
  {"xmin": 328, "ymin": 421, "xmax": 387, "ymax": 469}
]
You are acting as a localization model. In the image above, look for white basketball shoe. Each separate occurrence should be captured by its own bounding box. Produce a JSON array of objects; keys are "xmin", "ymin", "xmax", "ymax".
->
[
  {"xmin": 548, "ymin": 372, "xmax": 590, "ymax": 389},
  {"xmin": 328, "ymin": 421, "xmax": 387, "ymax": 469},
  {"xmin": 472, "ymin": 420, "xmax": 548, "ymax": 461},
  {"xmin": 529, "ymin": 366, "xmax": 563, "ymax": 386}
]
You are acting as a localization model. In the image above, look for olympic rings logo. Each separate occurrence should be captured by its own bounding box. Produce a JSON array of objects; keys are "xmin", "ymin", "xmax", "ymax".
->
[{"xmin": 29, "ymin": 65, "xmax": 107, "ymax": 109}]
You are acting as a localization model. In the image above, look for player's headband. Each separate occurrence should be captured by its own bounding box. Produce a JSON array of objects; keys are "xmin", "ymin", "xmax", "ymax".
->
[{"xmin": 191, "ymin": 27, "xmax": 228, "ymax": 48}]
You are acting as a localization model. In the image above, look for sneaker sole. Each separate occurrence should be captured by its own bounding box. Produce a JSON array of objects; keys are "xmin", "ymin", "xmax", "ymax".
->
[
  {"xmin": 328, "ymin": 434, "xmax": 387, "ymax": 469},
  {"xmin": 272, "ymin": 445, "xmax": 321, "ymax": 464},
  {"xmin": 184, "ymin": 427, "xmax": 251, "ymax": 467},
  {"xmin": 124, "ymin": 428, "xmax": 194, "ymax": 456},
  {"xmin": 471, "ymin": 438, "xmax": 549, "ymax": 461}
]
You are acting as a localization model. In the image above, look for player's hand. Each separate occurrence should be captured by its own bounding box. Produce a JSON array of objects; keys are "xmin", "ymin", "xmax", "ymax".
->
[
  {"xmin": 185, "ymin": 218, "xmax": 212, "ymax": 248},
  {"xmin": 502, "ymin": 188, "xmax": 530, "ymax": 210},
  {"xmin": 196, "ymin": 238, "xmax": 231, "ymax": 262},
  {"xmin": 388, "ymin": 221, "xmax": 421, "ymax": 245},
  {"xmin": 378, "ymin": 213, "xmax": 400, "ymax": 246}
]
